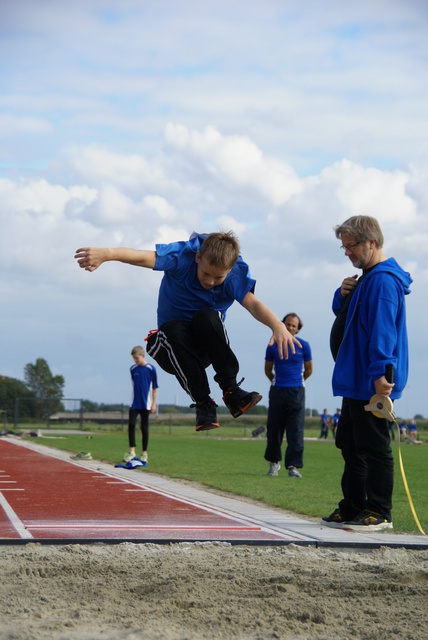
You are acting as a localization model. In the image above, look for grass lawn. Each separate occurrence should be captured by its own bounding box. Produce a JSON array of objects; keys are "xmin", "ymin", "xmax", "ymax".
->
[{"xmin": 33, "ymin": 426, "xmax": 427, "ymax": 535}]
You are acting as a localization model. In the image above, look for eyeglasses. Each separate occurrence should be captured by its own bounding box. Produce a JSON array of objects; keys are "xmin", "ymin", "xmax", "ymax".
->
[{"xmin": 340, "ymin": 241, "xmax": 362, "ymax": 252}]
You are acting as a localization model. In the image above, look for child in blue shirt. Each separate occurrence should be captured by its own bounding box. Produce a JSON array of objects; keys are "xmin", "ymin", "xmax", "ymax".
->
[
  {"xmin": 75, "ymin": 231, "xmax": 300, "ymax": 431},
  {"xmin": 125, "ymin": 345, "xmax": 158, "ymax": 463}
]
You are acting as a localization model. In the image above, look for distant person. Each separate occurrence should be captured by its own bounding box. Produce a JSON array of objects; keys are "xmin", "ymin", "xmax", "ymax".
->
[
  {"xmin": 264, "ymin": 313, "xmax": 312, "ymax": 478},
  {"xmin": 319, "ymin": 409, "xmax": 329, "ymax": 439},
  {"xmin": 75, "ymin": 232, "xmax": 300, "ymax": 431},
  {"xmin": 125, "ymin": 346, "xmax": 158, "ymax": 464},
  {"xmin": 399, "ymin": 420, "xmax": 407, "ymax": 440},
  {"xmin": 322, "ymin": 215, "xmax": 411, "ymax": 532},
  {"xmin": 331, "ymin": 408, "xmax": 341, "ymax": 438},
  {"xmin": 408, "ymin": 419, "xmax": 418, "ymax": 443}
]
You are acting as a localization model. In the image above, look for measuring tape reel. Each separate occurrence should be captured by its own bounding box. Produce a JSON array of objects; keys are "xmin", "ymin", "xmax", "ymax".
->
[{"xmin": 364, "ymin": 394, "xmax": 395, "ymax": 421}]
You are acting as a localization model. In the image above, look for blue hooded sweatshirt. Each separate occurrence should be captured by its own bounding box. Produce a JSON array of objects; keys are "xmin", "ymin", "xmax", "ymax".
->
[{"xmin": 332, "ymin": 257, "xmax": 412, "ymax": 401}]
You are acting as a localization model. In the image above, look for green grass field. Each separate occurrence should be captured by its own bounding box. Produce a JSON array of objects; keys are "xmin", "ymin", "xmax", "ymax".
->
[{"xmin": 30, "ymin": 424, "xmax": 427, "ymax": 535}]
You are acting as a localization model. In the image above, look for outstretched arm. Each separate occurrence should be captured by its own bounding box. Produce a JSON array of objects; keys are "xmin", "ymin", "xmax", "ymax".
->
[
  {"xmin": 74, "ymin": 247, "xmax": 157, "ymax": 272},
  {"xmin": 242, "ymin": 291, "xmax": 301, "ymax": 359}
]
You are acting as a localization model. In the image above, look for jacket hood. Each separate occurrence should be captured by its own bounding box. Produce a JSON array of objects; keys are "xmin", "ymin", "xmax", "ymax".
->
[{"xmin": 366, "ymin": 257, "xmax": 412, "ymax": 295}]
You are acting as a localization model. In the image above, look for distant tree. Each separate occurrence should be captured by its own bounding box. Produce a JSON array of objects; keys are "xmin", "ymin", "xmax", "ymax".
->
[
  {"xmin": 81, "ymin": 399, "xmax": 100, "ymax": 412},
  {"xmin": 24, "ymin": 358, "xmax": 65, "ymax": 419},
  {"xmin": 414, "ymin": 414, "xmax": 424, "ymax": 420},
  {"xmin": 0, "ymin": 376, "xmax": 35, "ymax": 419},
  {"xmin": 99, "ymin": 403, "xmax": 126, "ymax": 412}
]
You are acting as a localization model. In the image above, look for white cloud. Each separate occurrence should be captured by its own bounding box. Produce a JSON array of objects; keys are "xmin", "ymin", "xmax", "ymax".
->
[
  {"xmin": 0, "ymin": 115, "xmax": 53, "ymax": 136},
  {"xmin": 165, "ymin": 123, "xmax": 303, "ymax": 206}
]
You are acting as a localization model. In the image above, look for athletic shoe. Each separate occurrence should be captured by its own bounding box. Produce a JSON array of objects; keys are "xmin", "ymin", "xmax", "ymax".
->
[
  {"xmin": 191, "ymin": 398, "xmax": 220, "ymax": 431},
  {"xmin": 223, "ymin": 379, "xmax": 262, "ymax": 418},
  {"xmin": 123, "ymin": 453, "xmax": 135, "ymax": 462},
  {"xmin": 321, "ymin": 508, "xmax": 347, "ymax": 529},
  {"xmin": 288, "ymin": 466, "xmax": 302, "ymax": 478},
  {"xmin": 141, "ymin": 453, "xmax": 148, "ymax": 463},
  {"xmin": 70, "ymin": 452, "xmax": 92, "ymax": 460},
  {"xmin": 344, "ymin": 510, "xmax": 393, "ymax": 532},
  {"xmin": 267, "ymin": 462, "xmax": 280, "ymax": 476}
]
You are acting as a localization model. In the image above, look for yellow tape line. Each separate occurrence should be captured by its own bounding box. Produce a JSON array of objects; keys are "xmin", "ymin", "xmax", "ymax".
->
[{"xmin": 396, "ymin": 424, "xmax": 425, "ymax": 535}]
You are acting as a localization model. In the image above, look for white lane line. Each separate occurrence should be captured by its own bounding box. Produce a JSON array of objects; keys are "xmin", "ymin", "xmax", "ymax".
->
[
  {"xmin": 0, "ymin": 491, "xmax": 33, "ymax": 538},
  {"xmin": 27, "ymin": 524, "xmax": 262, "ymax": 531}
]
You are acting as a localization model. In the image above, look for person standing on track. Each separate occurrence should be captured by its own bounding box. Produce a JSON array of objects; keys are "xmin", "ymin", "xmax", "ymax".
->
[
  {"xmin": 322, "ymin": 215, "xmax": 411, "ymax": 532},
  {"xmin": 264, "ymin": 313, "xmax": 312, "ymax": 478},
  {"xmin": 75, "ymin": 231, "xmax": 300, "ymax": 432},
  {"xmin": 124, "ymin": 345, "xmax": 158, "ymax": 464}
]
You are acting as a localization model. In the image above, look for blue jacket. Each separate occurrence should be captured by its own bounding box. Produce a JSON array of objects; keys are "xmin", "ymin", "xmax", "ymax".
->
[{"xmin": 332, "ymin": 258, "xmax": 412, "ymax": 401}]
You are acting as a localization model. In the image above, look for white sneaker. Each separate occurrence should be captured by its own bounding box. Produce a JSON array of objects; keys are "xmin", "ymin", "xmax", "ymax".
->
[
  {"xmin": 267, "ymin": 462, "xmax": 280, "ymax": 476},
  {"xmin": 288, "ymin": 466, "xmax": 302, "ymax": 478},
  {"xmin": 123, "ymin": 452, "xmax": 135, "ymax": 462},
  {"xmin": 141, "ymin": 453, "xmax": 148, "ymax": 463}
]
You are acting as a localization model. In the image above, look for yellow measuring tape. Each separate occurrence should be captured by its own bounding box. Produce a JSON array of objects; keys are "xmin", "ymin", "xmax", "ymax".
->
[
  {"xmin": 396, "ymin": 421, "xmax": 425, "ymax": 535},
  {"xmin": 365, "ymin": 394, "xmax": 425, "ymax": 535}
]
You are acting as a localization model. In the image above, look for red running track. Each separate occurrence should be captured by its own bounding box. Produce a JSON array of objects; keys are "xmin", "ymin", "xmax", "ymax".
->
[{"xmin": 0, "ymin": 439, "xmax": 291, "ymax": 543}]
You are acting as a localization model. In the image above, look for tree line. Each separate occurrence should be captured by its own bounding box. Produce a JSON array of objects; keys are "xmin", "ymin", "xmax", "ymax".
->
[
  {"xmin": 1, "ymin": 358, "xmax": 65, "ymax": 420},
  {"xmin": 1, "ymin": 358, "xmax": 324, "ymax": 421}
]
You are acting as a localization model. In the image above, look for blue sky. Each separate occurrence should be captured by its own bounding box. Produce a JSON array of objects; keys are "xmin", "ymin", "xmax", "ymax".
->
[{"xmin": 1, "ymin": 0, "xmax": 427, "ymax": 418}]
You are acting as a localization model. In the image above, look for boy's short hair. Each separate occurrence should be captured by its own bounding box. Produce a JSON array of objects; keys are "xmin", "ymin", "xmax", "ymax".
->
[
  {"xmin": 334, "ymin": 215, "xmax": 384, "ymax": 248},
  {"xmin": 131, "ymin": 345, "xmax": 145, "ymax": 356},
  {"xmin": 199, "ymin": 231, "xmax": 240, "ymax": 269}
]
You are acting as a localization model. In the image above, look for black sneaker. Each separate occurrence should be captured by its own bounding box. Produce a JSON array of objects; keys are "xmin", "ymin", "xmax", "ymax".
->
[
  {"xmin": 344, "ymin": 510, "xmax": 393, "ymax": 532},
  {"xmin": 321, "ymin": 508, "xmax": 347, "ymax": 529},
  {"xmin": 223, "ymin": 379, "xmax": 262, "ymax": 418},
  {"xmin": 191, "ymin": 399, "xmax": 220, "ymax": 432}
]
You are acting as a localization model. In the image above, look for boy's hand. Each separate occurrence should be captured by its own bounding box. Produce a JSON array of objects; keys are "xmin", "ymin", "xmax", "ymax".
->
[
  {"xmin": 74, "ymin": 247, "xmax": 107, "ymax": 272},
  {"xmin": 269, "ymin": 322, "xmax": 302, "ymax": 359}
]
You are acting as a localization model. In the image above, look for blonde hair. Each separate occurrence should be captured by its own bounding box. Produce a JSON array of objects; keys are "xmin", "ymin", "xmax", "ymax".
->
[
  {"xmin": 131, "ymin": 345, "xmax": 145, "ymax": 356},
  {"xmin": 199, "ymin": 231, "xmax": 240, "ymax": 269},
  {"xmin": 334, "ymin": 216, "xmax": 384, "ymax": 248}
]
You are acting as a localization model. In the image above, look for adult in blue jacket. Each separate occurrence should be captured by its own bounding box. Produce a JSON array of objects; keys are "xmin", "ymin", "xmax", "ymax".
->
[{"xmin": 322, "ymin": 216, "xmax": 411, "ymax": 532}]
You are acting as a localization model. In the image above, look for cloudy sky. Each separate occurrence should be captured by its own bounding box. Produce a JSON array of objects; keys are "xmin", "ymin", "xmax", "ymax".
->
[{"xmin": 1, "ymin": 0, "xmax": 427, "ymax": 419}]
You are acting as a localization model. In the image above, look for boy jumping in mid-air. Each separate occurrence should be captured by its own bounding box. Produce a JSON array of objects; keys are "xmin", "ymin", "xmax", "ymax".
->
[{"xmin": 75, "ymin": 231, "xmax": 300, "ymax": 431}]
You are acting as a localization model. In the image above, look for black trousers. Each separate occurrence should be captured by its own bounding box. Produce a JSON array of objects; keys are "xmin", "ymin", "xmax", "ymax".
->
[
  {"xmin": 146, "ymin": 308, "xmax": 239, "ymax": 402},
  {"xmin": 264, "ymin": 386, "xmax": 305, "ymax": 468},
  {"xmin": 128, "ymin": 408, "xmax": 149, "ymax": 451},
  {"xmin": 335, "ymin": 397, "xmax": 394, "ymax": 520}
]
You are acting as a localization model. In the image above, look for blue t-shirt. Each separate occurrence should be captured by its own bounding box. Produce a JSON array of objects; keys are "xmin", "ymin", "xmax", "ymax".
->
[
  {"xmin": 130, "ymin": 363, "xmax": 158, "ymax": 410},
  {"xmin": 265, "ymin": 338, "xmax": 312, "ymax": 388},
  {"xmin": 154, "ymin": 234, "xmax": 256, "ymax": 327}
]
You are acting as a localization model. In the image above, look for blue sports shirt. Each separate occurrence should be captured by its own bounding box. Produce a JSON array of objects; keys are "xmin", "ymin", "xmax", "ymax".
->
[
  {"xmin": 130, "ymin": 363, "xmax": 158, "ymax": 410},
  {"xmin": 265, "ymin": 338, "xmax": 312, "ymax": 387},
  {"xmin": 154, "ymin": 234, "xmax": 256, "ymax": 327}
]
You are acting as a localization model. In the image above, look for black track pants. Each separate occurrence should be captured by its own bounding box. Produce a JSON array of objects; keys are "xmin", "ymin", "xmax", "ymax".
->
[{"xmin": 146, "ymin": 308, "xmax": 239, "ymax": 402}]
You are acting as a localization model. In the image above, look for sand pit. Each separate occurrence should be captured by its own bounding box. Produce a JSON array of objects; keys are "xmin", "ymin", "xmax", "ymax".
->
[{"xmin": 1, "ymin": 541, "xmax": 427, "ymax": 639}]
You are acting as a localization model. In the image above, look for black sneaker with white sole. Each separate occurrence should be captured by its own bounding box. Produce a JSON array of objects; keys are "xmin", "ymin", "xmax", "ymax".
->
[
  {"xmin": 321, "ymin": 508, "xmax": 347, "ymax": 529},
  {"xmin": 343, "ymin": 510, "xmax": 393, "ymax": 532}
]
